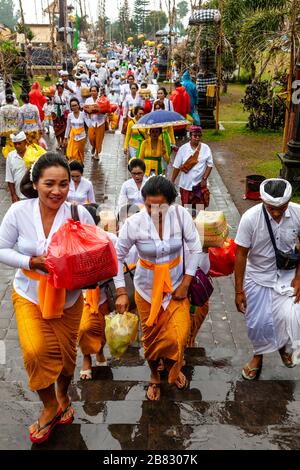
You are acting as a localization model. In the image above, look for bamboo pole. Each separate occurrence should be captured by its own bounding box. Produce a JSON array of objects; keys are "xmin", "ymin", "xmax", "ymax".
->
[
  {"xmin": 282, "ymin": 0, "xmax": 297, "ymax": 152},
  {"xmin": 215, "ymin": 0, "xmax": 223, "ymax": 130}
]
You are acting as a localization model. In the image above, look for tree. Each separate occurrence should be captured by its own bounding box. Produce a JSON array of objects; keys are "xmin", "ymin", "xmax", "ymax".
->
[
  {"xmin": 144, "ymin": 11, "xmax": 168, "ymax": 36},
  {"xmin": 0, "ymin": 0, "xmax": 19, "ymax": 30},
  {"xmin": 132, "ymin": 0, "xmax": 150, "ymax": 34},
  {"xmin": 177, "ymin": 0, "xmax": 189, "ymax": 20}
]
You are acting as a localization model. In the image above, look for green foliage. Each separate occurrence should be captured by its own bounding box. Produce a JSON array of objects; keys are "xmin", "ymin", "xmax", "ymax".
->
[
  {"xmin": 241, "ymin": 79, "xmax": 286, "ymax": 130},
  {"xmin": 0, "ymin": 0, "xmax": 19, "ymax": 30},
  {"xmin": 144, "ymin": 11, "xmax": 168, "ymax": 36},
  {"xmin": 177, "ymin": 1, "xmax": 189, "ymax": 19},
  {"xmin": 132, "ymin": 0, "xmax": 150, "ymax": 34}
]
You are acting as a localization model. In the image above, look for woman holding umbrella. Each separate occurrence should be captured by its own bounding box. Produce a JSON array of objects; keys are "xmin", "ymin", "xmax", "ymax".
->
[
  {"xmin": 139, "ymin": 128, "xmax": 169, "ymax": 177},
  {"xmin": 135, "ymin": 110, "xmax": 189, "ymax": 177}
]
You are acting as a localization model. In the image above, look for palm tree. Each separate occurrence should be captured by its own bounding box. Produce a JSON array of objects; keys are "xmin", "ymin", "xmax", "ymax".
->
[{"xmin": 223, "ymin": 0, "xmax": 300, "ymax": 79}]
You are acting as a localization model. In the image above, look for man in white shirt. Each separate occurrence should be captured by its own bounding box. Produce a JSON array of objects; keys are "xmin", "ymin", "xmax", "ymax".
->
[
  {"xmin": 171, "ymin": 126, "xmax": 213, "ymax": 210},
  {"xmin": 60, "ymin": 71, "xmax": 76, "ymax": 101},
  {"xmin": 235, "ymin": 178, "xmax": 300, "ymax": 380},
  {"xmin": 5, "ymin": 131, "xmax": 28, "ymax": 203}
]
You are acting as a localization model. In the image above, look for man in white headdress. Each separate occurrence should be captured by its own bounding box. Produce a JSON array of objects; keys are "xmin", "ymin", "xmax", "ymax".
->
[
  {"xmin": 5, "ymin": 131, "xmax": 28, "ymax": 203},
  {"xmin": 59, "ymin": 70, "xmax": 76, "ymax": 101},
  {"xmin": 235, "ymin": 178, "xmax": 300, "ymax": 379}
]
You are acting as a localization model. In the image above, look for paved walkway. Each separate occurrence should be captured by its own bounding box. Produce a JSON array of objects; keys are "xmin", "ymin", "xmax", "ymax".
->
[{"xmin": 0, "ymin": 134, "xmax": 299, "ymax": 450}]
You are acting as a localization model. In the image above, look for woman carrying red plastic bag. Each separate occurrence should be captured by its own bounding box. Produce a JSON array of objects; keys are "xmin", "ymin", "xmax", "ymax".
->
[{"xmin": 0, "ymin": 153, "xmax": 97, "ymax": 444}]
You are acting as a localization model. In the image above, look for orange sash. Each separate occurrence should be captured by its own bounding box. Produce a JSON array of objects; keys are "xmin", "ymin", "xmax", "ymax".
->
[
  {"xmin": 85, "ymin": 287, "xmax": 100, "ymax": 314},
  {"xmin": 22, "ymin": 270, "xmax": 66, "ymax": 320},
  {"xmin": 139, "ymin": 256, "xmax": 181, "ymax": 327}
]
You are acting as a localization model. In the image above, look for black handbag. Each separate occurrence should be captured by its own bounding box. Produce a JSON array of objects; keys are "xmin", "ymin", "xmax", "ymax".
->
[
  {"xmin": 263, "ymin": 205, "xmax": 300, "ymax": 270},
  {"xmin": 103, "ymin": 263, "xmax": 136, "ymax": 313},
  {"xmin": 0, "ymin": 136, "xmax": 6, "ymax": 147}
]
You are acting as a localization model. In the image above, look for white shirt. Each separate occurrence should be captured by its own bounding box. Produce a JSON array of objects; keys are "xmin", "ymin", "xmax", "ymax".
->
[
  {"xmin": 173, "ymin": 142, "xmax": 214, "ymax": 190},
  {"xmin": 115, "ymin": 205, "xmax": 202, "ymax": 308},
  {"xmin": 0, "ymin": 199, "xmax": 94, "ymax": 308},
  {"xmin": 68, "ymin": 177, "xmax": 96, "ymax": 205},
  {"xmin": 117, "ymin": 177, "xmax": 147, "ymax": 212},
  {"xmin": 5, "ymin": 150, "xmax": 27, "ymax": 200},
  {"xmin": 107, "ymin": 93, "xmax": 120, "ymax": 106},
  {"xmin": 152, "ymin": 98, "xmax": 173, "ymax": 112},
  {"xmin": 123, "ymin": 93, "xmax": 143, "ymax": 118},
  {"xmin": 84, "ymin": 97, "xmax": 106, "ymax": 127},
  {"xmin": 235, "ymin": 202, "xmax": 300, "ymax": 288}
]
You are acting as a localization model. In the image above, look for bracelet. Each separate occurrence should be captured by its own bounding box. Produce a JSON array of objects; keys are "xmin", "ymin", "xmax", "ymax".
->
[{"xmin": 235, "ymin": 290, "xmax": 244, "ymax": 295}]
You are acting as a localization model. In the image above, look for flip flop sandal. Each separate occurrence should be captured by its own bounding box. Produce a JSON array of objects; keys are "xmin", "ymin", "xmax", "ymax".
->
[
  {"xmin": 174, "ymin": 374, "xmax": 189, "ymax": 390},
  {"xmin": 30, "ymin": 410, "xmax": 62, "ymax": 444},
  {"xmin": 58, "ymin": 403, "xmax": 74, "ymax": 426},
  {"xmin": 242, "ymin": 363, "xmax": 262, "ymax": 380},
  {"xmin": 80, "ymin": 369, "xmax": 92, "ymax": 380},
  {"xmin": 146, "ymin": 383, "xmax": 161, "ymax": 401},
  {"xmin": 280, "ymin": 352, "xmax": 296, "ymax": 368},
  {"xmin": 96, "ymin": 360, "xmax": 108, "ymax": 367}
]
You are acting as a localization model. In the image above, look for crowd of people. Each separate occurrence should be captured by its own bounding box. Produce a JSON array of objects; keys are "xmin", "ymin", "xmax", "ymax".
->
[{"xmin": 0, "ymin": 45, "xmax": 300, "ymax": 446}]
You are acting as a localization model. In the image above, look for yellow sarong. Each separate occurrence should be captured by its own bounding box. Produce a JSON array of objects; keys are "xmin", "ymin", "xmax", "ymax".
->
[
  {"xmin": 66, "ymin": 127, "xmax": 86, "ymax": 163},
  {"xmin": 22, "ymin": 269, "xmax": 65, "ymax": 320},
  {"xmin": 139, "ymin": 256, "xmax": 181, "ymax": 327},
  {"xmin": 12, "ymin": 290, "xmax": 83, "ymax": 391}
]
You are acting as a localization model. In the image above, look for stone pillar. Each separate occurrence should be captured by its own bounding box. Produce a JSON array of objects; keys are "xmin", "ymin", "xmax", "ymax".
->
[{"xmin": 278, "ymin": 63, "xmax": 300, "ymax": 186}]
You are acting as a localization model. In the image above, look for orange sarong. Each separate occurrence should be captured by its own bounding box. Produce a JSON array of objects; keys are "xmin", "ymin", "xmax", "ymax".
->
[
  {"xmin": 135, "ymin": 291, "xmax": 190, "ymax": 383},
  {"xmin": 12, "ymin": 289, "xmax": 83, "ymax": 391},
  {"xmin": 78, "ymin": 289, "xmax": 109, "ymax": 355},
  {"xmin": 139, "ymin": 256, "xmax": 181, "ymax": 327}
]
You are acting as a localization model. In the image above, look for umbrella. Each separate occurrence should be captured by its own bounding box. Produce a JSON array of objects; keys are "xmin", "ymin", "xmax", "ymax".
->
[{"xmin": 132, "ymin": 110, "xmax": 190, "ymax": 129}]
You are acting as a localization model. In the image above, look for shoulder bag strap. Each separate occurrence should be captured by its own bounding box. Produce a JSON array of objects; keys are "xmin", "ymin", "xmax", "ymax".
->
[
  {"xmin": 262, "ymin": 205, "xmax": 278, "ymax": 254},
  {"xmin": 175, "ymin": 204, "xmax": 185, "ymax": 275},
  {"xmin": 71, "ymin": 203, "xmax": 80, "ymax": 222}
]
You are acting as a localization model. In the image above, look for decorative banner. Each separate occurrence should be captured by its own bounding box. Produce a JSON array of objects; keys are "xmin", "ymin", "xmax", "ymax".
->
[
  {"xmin": 127, "ymin": 37, "xmax": 134, "ymax": 42},
  {"xmin": 73, "ymin": 0, "xmax": 79, "ymax": 50}
]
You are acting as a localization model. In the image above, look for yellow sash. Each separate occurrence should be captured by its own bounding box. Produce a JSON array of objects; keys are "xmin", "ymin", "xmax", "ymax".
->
[
  {"xmin": 22, "ymin": 270, "xmax": 66, "ymax": 320},
  {"xmin": 139, "ymin": 256, "xmax": 181, "ymax": 327}
]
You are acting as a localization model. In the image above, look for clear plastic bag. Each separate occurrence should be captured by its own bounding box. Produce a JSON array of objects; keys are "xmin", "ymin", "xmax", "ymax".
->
[{"xmin": 105, "ymin": 311, "xmax": 139, "ymax": 359}]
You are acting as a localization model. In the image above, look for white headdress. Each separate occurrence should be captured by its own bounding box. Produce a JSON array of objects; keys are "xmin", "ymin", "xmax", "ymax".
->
[
  {"xmin": 10, "ymin": 131, "xmax": 26, "ymax": 143},
  {"xmin": 260, "ymin": 178, "xmax": 292, "ymax": 207}
]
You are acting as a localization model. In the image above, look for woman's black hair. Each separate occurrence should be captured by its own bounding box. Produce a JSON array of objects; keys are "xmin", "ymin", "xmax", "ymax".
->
[
  {"xmin": 141, "ymin": 82, "xmax": 148, "ymax": 88},
  {"xmin": 133, "ymin": 105, "xmax": 144, "ymax": 116},
  {"xmin": 69, "ymin": 160, "xmax": 84, "ymax": 173},
  {"xmin": 128, "ymin": 158, "xmax": 146, "ymax": 173},
  {"xmin": 127, "ymin": 74, "xmax": 134, "ymax": 80},
  {"xmin": 130, "ymin": 83, "xmax": 139, "ymax": 90},
  {"xmin": 56, "ymin": 82, "xmax": 64, "ymax": 89},
  {"xmin": 31, "ymin": 152, "xmax": 71, "ymax": 184},
  {"xmin": 69, "ymin": 97, "xmax": 80, "ymax": 107},
  {"xmin": 21, "ymin": 93, "xmax": 30, "ymax": 103},
  {"xmin": 158, "ymin": 87, "xmax": 168, "ymax": 97},
  {"xmin": 20, "ymin": 153, "xmax": 70, "ymax": 199},
  {"xmin": 141, "ymin": 176, "xmax": 177, "ymax": 205},
  {"xmin": 153, "ymin": 100, "xmax": 165, "ymax": 110},
  {"xmin": 117, "ymin": 203, "xmax": 141, "ymax": 223},
  {"xmin": 6, "ymin": 94, "xmax": 14, "ymax": 104},
  {"xmin": 90, "ymin": 85, "xmax": 100, "ymax": 92}
]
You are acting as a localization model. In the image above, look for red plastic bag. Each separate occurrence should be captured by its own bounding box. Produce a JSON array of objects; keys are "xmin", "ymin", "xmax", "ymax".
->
[
  {"xmin": 96, "ymin": 96, "xmax": 111, "ymax": 114},
  {"xmin": 143, "ymin": 99, "xmax": 152, "ymax": 114},
  {"xmin": 208, "ymin": 239, "xmax": 237, "ymax": 277},
  {"xmin": 46, "ymin": 220, "xmax": 118, "ymax": 290},
  {"xmin": 110, "ymin": 104, "xmax": 118, "ymax": 113}
]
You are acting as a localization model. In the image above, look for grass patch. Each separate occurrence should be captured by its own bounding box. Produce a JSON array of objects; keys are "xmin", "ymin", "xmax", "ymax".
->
[{"xmin": 250, "ymin": 157, "xmax": 281, "ymax": 178}]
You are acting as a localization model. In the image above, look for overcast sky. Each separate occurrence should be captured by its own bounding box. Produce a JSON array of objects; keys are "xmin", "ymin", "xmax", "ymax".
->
[{"xmin": 22, "ymin": 0, "xmax": 172, "ymax": 23}]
